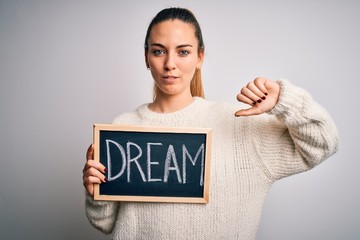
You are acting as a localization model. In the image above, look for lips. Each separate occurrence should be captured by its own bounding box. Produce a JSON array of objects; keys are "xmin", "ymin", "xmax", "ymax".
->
[
  {"xmin": 162, "ymin": 75, "xmax": 179, "ymax": 79},
  {"xmin": 162, "ymin": 75, "xmax": 179, "ymax": 83}
]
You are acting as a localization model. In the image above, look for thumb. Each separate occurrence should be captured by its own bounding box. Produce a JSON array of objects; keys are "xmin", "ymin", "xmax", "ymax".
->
[
  {"xmin": 235, "ymin": 107, "xmax": 262, "ymax": 117},
  {"xmin": 86, "ymin": 144, "xmax": 94, "ymax": 160}
]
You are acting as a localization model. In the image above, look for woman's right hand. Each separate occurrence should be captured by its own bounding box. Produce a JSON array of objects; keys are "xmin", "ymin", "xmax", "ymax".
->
[{"xmin": 82, "ymin": 144, "xmax": 107, "ymax": 196}]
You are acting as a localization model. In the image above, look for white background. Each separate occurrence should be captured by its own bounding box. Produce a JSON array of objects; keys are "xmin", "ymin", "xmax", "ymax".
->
[{"xmin": 0, "ymin": 0, "xmax": 359, "ymax": 239}]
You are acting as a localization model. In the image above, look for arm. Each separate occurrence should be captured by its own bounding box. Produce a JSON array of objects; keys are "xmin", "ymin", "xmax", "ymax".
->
[
  {"xmin": 236, "ymin": 78, "xmax": 339, "ymax": 179},
  {"xmin": 85, "ymin": 192, "xmax": 120, "ymax": 234},
  {"xmin": 83, "ymin": 145, "xmax": 120, "ymax": 234}
]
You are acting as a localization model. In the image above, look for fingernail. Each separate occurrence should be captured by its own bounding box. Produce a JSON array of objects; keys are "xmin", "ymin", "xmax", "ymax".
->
[
  {"xmin": 252, "ymin": 101, "xmax": 257, "ymax": 105},
  {"xmin": 103, "ymin": 168, "xmax": 107, "ymax": 173},
  {"xmin": 261, "ymin": 96, "xmax": 266, "ymax": 100},
  {"xmin": 104, "ymin": 178, "xmax": 107, "ymax": 182},
  {"xmin": 257, "ymin": 99, "xmax": 262, "ymax": 103},
  {"xmin": 265, "ymin": 93, "xmax": 268, "ymax": 96}
]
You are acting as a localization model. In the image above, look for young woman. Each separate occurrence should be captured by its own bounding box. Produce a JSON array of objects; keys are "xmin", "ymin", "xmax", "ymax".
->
[{"xmin": 82, "ymin": 7, "xmax": 339, "ymax": 239}]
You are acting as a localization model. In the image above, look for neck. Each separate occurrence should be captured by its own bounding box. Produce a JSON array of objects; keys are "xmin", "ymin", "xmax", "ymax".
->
[{"xmin": 149, "ymin": 93, "xmax": 194, "ymax": 113}]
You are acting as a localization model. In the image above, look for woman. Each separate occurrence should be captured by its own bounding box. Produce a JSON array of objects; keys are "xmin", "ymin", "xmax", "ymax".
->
[{"xmin": 83, "ymin": 7, "xmax": 339, "ymax": 240}]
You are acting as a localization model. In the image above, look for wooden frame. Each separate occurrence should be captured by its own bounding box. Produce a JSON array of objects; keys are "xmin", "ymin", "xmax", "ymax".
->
[{"xmin": 93, "ymin": 124, "xmax": 212, "ymax": 204}]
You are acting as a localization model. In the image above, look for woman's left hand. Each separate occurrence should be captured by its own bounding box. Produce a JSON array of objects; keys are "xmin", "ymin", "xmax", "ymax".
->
[{"xmin": 235, "ymin": 77, "xmax": 281, "ymax": 117}]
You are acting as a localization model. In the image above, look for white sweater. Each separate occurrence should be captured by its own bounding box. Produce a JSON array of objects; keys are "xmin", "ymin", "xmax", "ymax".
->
[{"xmin": 85, "ymin": 80, "xmax": 339, "ymax": 240}]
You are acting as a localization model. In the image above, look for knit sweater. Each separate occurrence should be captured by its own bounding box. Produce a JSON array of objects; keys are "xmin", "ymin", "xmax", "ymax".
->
[{"xmin": 85, "ymin": 80, "xmax": 339, "ymax": 240}]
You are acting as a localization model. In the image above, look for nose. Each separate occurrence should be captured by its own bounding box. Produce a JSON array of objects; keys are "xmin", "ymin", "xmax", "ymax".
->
[{"xmin": 164, "ymin": 52, "xmax": 176, "ymax": 70}]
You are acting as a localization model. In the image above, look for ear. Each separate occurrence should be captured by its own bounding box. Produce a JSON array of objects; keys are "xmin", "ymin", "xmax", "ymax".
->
[
  {"xmin": 196, "ymin": 49, "xmax": 205, "ymax": 69},
  {"xmin": 144, "ymin": 49, "xmax": 150, "ymax": 69}
]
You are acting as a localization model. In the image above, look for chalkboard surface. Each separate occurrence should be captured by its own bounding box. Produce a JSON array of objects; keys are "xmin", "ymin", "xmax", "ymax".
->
[{"xmin": 93, "ymin": 124, "xmax": 212, "ymax": 203}]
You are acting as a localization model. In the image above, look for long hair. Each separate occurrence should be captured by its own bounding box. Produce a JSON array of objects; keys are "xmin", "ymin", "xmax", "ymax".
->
[{"xmin": 144, "ymin": 8, "xmax": 205, "ymax": 99}]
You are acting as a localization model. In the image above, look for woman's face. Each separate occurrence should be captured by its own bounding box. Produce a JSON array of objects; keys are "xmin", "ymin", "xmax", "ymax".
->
[{"xmin": 146, "ymin": 20, "xmax": 204, "ymax": 98}]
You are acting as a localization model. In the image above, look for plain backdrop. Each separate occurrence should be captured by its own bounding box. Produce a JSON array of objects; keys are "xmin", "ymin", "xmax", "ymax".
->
[{"xmin": 0, "ymin": 0, "xmax": 359, "ymax": 239}]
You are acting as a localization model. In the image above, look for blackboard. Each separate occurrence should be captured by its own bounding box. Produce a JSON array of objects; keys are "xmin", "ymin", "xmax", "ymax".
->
[{"xmin": 93, "ymin": 124, "xmax": 212, "ymax": 204}]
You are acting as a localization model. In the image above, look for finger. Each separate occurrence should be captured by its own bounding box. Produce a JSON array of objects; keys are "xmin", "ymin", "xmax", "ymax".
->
[
  {"xmin": 235, "ymin": 107, "xmax": 262, "ymax": 117},
  {"xmin": 83, "ymin": 172, "xmax": 105, "ymax": 186},
  {"xmin": 238, "ymin": 87, "xmax": 261, "ymax": 103},
  {"xmin": 247, "ymin": 81, "xmax": 267, "ymax": 99},
  {"xmin": 86, "ymin": 144, "xmax": 94, "ymax": 161},
  {"xmin": 236, "ymin": 92, "xmax": 257, "ymax": 106},
  {"xmin": 83, "ymin": 176, "xmax": 102, "ymax": 196},
  {"xmin": 83, "ymin": 159, "xmax": 106, "ymax": 174},
  {"xmin": 84, "ymin": 167, "xmax": 106, "ymax": 182},
  {"xmin": 253, "ymin": 77, "xmax": 269, "ymax": 95}
]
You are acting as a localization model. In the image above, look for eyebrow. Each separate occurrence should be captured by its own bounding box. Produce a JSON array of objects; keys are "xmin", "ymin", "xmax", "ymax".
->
[{"xmin": 150, "ymin": 43, "xmax": 193, "ymax": 48}]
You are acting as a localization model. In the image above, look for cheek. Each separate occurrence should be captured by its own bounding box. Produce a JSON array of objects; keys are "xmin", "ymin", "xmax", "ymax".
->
[
  {"xmin": 179, "ymin": 58, "xmax": 198, "ymax": 74},
  {"xmin": 148, "ymin": 60, "xmax": 165, "ymax": 77},
  {"xmin": 148, "ymin": 57, "xmax": 161, "ymax": 69}
]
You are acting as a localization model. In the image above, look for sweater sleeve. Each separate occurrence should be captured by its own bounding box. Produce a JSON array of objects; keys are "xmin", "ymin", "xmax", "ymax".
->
[
  {"xmin": 253, "ymin": 79, "xmax": 339, "ymax": 180},
  {"xmin": 85, "ymin": 192, "xmax": 120, "ymax": 234}
]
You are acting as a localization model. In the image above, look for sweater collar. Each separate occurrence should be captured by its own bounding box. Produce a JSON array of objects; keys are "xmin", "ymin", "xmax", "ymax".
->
[{"xmin": 137, "ymin": 97, "xmax": 206, "ymax": 122}]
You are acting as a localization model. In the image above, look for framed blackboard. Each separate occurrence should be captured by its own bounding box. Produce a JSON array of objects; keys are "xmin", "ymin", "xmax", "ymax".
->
[{"xmin": 93, "ymin": 124, "xmax": 212, "ymax": 204}]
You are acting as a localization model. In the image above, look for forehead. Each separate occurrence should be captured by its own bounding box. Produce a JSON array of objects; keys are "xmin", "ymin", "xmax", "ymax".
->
[{"xmin": 149, "ymin": 20, "xmax": 197, "ymax": 45}]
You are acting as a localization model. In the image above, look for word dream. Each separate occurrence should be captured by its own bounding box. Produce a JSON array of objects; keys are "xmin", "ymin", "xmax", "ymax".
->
[{"xmin": 105, "ymin": 140, "xmax": 205, "ymax": 186}]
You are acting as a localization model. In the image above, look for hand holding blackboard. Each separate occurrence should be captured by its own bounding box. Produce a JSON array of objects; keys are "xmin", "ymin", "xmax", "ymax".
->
[
  {"xmin": 83, "ymin": 144, "xmax": 107, "ymax": 196},
  {"xmin": 92, "ymin": 124, "xmax": 212, "ymax": 204}
]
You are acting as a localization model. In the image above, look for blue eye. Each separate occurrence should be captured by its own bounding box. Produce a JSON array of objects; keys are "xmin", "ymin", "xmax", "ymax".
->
[
  {"xmin": 152, "ymin": 49, "xmax": 165, "ymax": 56},
  {"xmin": 179, "ymin": 50, "xmax": 190, "ymax": 56}
]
